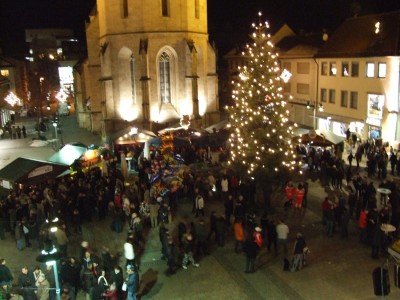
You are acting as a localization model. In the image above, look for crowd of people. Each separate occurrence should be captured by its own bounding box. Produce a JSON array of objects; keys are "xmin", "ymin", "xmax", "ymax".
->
[{"xmin": 6, "ymin": 135, "xmax": 400, "ymax": 299}]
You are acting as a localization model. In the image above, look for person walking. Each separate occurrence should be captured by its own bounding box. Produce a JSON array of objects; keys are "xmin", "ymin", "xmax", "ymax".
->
[
  {"xmin": 243, "ymin": 237, "xmax": 259, "ymax": 273},
  {"xmin": 181, "ymin": 233, "xmax": 200, "ymax": 270},
  {"xmin": 291, "ymin": 233, "xmax": 307, "ymax": 272},
  {"xmin": 276, "ymin": 219, "xmax": 289, "ymax": 258},
  {"xmin": 125, "ymin": 265, "xmax": 139, "ymax": 300}
]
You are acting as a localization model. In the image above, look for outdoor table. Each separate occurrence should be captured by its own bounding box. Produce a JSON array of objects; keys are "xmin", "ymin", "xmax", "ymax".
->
[{"xmin": 377, "ymin": 188, "xmax": 391, "ymax": 207}]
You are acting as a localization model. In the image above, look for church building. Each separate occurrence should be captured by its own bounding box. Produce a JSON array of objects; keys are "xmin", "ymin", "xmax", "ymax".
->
[{"xmin": 75, "ymin": 0, "xmax": 219, "ymax": 140}]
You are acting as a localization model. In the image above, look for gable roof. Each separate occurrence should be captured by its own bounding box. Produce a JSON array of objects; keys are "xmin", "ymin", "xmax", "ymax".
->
[
  {"xmin": 0, "ymin": 157, "xmax": 68, "ymax": 186},
  {"xmin": 316, "ymin": 11, "xmax": 400, "ymax": 58}
]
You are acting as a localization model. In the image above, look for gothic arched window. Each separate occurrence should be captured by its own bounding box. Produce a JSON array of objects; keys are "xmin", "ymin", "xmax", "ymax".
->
[{"xmin": 159, "ymin": 52, "xmax": 171, "ymax": 104}]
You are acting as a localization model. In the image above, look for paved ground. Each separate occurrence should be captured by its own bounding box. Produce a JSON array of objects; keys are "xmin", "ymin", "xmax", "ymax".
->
[{"xmin": 1, "ymin": 115, "xmax": 400, "ymax": 299}]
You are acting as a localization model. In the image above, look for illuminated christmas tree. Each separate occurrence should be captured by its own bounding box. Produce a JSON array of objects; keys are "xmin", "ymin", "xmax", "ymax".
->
[{"xmin": 227, "ymin": 13, "xmax": 299, "ymax": 181}]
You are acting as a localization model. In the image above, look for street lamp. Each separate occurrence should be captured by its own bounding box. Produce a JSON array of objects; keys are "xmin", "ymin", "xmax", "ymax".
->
[{"xmin": 53, "ymin": 122, "xmax": 58, "ymax": 148}]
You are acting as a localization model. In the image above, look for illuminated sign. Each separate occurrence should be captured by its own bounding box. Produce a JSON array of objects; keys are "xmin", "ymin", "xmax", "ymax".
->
[
  {"xmin": 366, "ymin": 117, "xmax": 382, "ymax": 127},
  {"xmin": 367, "ymin": 93, "xmax": 384, "ymax": 119},
  {"xmin": 28, "ymin": 165, "xmax": 53, "ymax": 178}
]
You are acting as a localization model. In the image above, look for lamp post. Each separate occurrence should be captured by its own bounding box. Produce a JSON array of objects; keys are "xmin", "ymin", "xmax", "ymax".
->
[
  {"xmin": 36, "ymin": 218, "xmax": 62, "ymax": 300},
  {"xmin": 53, "ymin": 122, "xmax": 58, "ymax": 148},
  {"xmin": 36, "ymin": 77, "xmax": 45, "ymax": 139},
  {"xmin": 306, "ymin": 100, "xmax": 324, "ymax": 129}
]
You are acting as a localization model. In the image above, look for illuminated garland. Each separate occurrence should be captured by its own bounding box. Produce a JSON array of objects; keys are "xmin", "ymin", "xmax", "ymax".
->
[{"xmin": 226, "ymin": 12, "xmax": 301, "ymax": 177}]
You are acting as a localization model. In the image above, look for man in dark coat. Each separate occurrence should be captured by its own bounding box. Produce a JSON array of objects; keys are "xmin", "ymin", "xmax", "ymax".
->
[
  {"xmin": 17, "ymin": 266, "xmax": 36, "ymax": 300},
  {"xmin": 0, "ymin": 259, "xmax": 13, "ymax": 289},
  {"xmin": 110, "ymin": 266, "xmax": 124, "ymax": 300},
  {"xmin": 215, "ymin": 215, "xmax": 227, "ymax": 247},
  {"xmin": 244, "ymin": 239, "xmax": 259, "ymax": 273}
]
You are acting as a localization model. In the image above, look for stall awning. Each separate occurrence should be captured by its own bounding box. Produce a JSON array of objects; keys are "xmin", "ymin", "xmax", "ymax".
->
[
  {"xmin": 0, "ymin": 157, "xmax": 68, "ymax": 187},
  {"xmin": 48, "ymin": 144, "xmax": 87, "ymax": 166},
  {"xmin": 294, "ymin": 129, "xmax": 346, "ymax": 146}
]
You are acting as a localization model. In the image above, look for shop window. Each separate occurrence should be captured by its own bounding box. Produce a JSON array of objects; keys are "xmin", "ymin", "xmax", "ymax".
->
[
  {"xmin": 329, "ymin": 89, "xmax": 335, "ymax": 104},
  {"xmin": 320, "ymin": 88, "xmax": 327, "ymax": 102},
  {"xmin": 297, "ymin": 62, "xmax": 309, "ymax": 74},
  {"xmin": 351, "ymin": 62, "xmax": 359, "ymax": 77},
  {"xmin": 162, "ymin": 0, "xmax": 169, "ymax": 17},
  {"xmin": 329, "ymin": 62, "xmax": 337, "ymax": 76},
  {"xmin": 342, "ymin": 62, "xmax": 349, "ymax": 77},
  {"xmin": 340, "ymin": 90, "xmax": 348, "ymax": 107},
  {"xmin": 366, "ymin": 62, "xmax": 375, "ymax": 78},
  {"xmin": 297, "ymin": 83, "xmax": 309, "ymax": 95},
  {"xmin": 350, "ymin": 91, "xmax": 358, "ymax": 109},
  {"xmin": 378, "ymin": 63, "xmax": 386, "ymax": 78},
  {"xmin": 321, "ymin": 62, "xmax": 328, "ymax": 76}
]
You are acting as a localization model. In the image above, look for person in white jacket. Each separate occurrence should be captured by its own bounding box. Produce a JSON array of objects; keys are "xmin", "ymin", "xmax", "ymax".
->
[{"xmin": 195, "ymin": 193, "xmax": 205, "ymax": 217}]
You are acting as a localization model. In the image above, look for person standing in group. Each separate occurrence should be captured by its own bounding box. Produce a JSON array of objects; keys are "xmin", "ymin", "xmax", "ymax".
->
[
  {"xmin": 234, "ymin": 218, "xmax": 245, "ymax": 253},
  {"xmin": 294, "ymin": 184, "xmax": 305, "ymax": 210},
  {"xmin": 0, "ymin": 259, "xmax": 13, "ymax": 291},
  {"xmin": 276, "ymin": 219, "xmax": 289, "ymax": 258},
  {"xmin": 284, "ymin": 182, "xmax": 294, "ymax": 210},
  {"xmin": 195, "ymin": 192, "xmax": 205, "ymax": 218},
  {"xmin": 22, "ymin": 125, "xmax": 27, "ymax": 138},
  {"xmin": 125, "ymin": 265, "xmax": 139, "ymax": 300}
]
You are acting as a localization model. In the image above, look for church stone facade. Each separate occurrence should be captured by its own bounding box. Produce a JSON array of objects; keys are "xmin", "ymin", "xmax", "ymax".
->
[{"xmin": 75, "ymin": 0, "xmax": 219, "ymax": 140}]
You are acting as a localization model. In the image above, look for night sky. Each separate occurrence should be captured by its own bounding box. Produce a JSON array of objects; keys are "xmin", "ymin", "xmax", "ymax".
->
[{"xmin": 0, "ymin": 0, "xmax": 399, "ymax": 57}]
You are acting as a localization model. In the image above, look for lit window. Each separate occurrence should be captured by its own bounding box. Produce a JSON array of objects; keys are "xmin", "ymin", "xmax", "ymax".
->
[
  {"xmin": 320, "ymin": 88, "xmax": 327, "ymax": 102},
  {"xmin": 341, "ymin": 90, "xmax": 348, "ymax": 107},
  {"xmin": 162, "ymin": 0, "xmax": 169, "ymax": 17},
  {"xmin": 329, "ymin": 89, "xmax": 335, "ymax": 104},
  {"xmin": 159, "ymin": 52, "xmax": 171, "ymax": 103},
  {"xmin": 366, "ymin": 62, "xmax": 375, "ymax": 78},
  {"xmin": 342, "ymin": 62, "xmax": 349, "ymax": 77},
  {"xmin": 350, "ymin": 92, "xmax": 358, "ymax": 109},
  {"xmin": 378, "ymin": 63, "xmax": 386, "ymax": 78},
  {"xmin": 329, "ymin": 62, "xmax": 337, "ymax": 76},
  {"xmin": 321, "ymin": 62, "xmax": 328, "ymax": 76}
]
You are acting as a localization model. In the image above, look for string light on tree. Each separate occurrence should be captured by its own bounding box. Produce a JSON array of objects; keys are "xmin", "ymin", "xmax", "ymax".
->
[
  {"xmin": 226, "ymin": 12, "xmax": 299, "ymax": 180},
  {"xmin": 4, "ymin": 92, "xmax": 21, "ymax": 106}
]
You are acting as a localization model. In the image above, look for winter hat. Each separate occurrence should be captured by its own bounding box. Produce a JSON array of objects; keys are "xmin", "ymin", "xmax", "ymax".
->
[{"xmin": 255, "ymin": 227, "xmax": 262, "ymax": 232}]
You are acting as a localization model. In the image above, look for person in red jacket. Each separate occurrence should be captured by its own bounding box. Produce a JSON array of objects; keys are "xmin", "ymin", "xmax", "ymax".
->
[
  {"xmin": 253, "ymin": 227, "xmax": 263, "ymax": 248},
  {"xmin": 358, "ymin": 209, "xmax": 368, "ymax": 244},
  {"xmin": 294, "ymin": 184, "xmax": 305, "ymax": 209},
  {"xmin": 284, "ymin": 182, "xmax": 294, "ymax": 210}
]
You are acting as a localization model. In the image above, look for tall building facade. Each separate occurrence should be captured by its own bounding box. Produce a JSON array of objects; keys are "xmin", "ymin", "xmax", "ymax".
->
[{"xmin": 76, "ymin": 0, "xmax": 219, "ymax": 140}]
